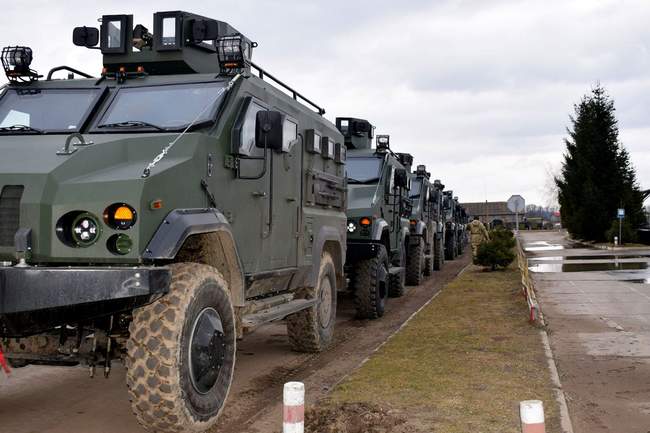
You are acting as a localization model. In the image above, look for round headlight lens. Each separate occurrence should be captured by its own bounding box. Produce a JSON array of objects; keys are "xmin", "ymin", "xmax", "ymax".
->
[
  {"xmin": 347, "ymin": 222, "xmax": 357, "ymax": 233},
  {"xmin": 71, "ymin": 212, "xmax": 101, "ymax": 247},
  {"xmin": 107, "ymin": 233, "xmax": 133, "ymax": 255}
]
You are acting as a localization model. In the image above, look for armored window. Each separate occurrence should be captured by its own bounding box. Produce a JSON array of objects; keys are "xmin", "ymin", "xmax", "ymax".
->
[
  {"xmin": 322, "ymin": 137, "xmax": 335, "ymax": 159},
  {"xmin": 282, "ymin": 118, "xmax": 298, "ymax": 153},
  {"xmin": 346, "ymin": 157, "xmax": 382, "ymax": 184},
  {"xmin": 236, "ymin": 99, "xmax": 266, "ymax": 156},
  {"xmin": 306, "ymin": 129, "xmax": 322, "ymax": 153},
  {"xmin": 0, "ymin": 88, "xmax": 101, "ymax": 133}
]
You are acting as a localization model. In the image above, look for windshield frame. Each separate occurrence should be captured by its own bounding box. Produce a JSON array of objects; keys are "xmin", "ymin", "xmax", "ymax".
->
[
  {"xmin": 91, "ymin": 80, "xmax": 228, "ymax": 133},
  {"xmin": 0, "ymin": 86, "xmax": 105, "ymax": 135}
]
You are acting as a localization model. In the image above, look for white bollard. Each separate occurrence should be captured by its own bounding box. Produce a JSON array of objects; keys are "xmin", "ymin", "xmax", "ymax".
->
[
  {"xmin": 520, "ymin": 400, "xmax": 545, "ymax": 433},
  {"xmin": 283, "ymin": 381, "xmax": 305, "ymax": 433}
]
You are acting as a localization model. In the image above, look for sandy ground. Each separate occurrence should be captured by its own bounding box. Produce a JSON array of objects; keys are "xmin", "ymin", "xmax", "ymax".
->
[
  {"xmin": 521, "ymin": 231, "xmax": 650, "ymax": 433},
  {"xmin": 0, "ymin": 252, "xmax": 469, "ymax": 433}
]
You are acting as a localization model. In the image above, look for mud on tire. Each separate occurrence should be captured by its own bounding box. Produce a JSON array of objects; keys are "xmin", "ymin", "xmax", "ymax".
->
[
  {"xmin": 286, "ymin": 252, "xmax": 337, "ymax": 353},
  {"xmin": 405, "ymin": 237, "xmax": 425, "ymax": 286},
  {"xmin": 126, "ymin": 263, "xmax": 236, "ymax": 433},
  {"xmin": 353, "ymin": 245, "xmax": 389, "ymax": 319}
]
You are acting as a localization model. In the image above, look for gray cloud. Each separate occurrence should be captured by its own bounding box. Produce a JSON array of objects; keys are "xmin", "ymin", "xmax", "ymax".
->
[{"xmin": 0, "ymin": 0, "xmax": 648, "ymax": 205}]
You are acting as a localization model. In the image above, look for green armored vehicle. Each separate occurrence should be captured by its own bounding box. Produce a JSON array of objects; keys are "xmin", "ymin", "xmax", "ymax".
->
[
  {"xmin": 337, "ymin": 118, "xmax": 410, "ymax": 319},
  {"xmin": 405, "ymin": 165, "xmax": 446, "ymax": 283},
  {"xmin": 0, "ymin": 11, "xmax": 347, "ymax": 432},
  {"xmin": 443, "ymin": 191, "xmax": 466, "ymax": 259}
]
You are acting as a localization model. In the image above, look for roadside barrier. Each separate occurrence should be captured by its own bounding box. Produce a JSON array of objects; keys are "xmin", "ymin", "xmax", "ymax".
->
[
  {"xmin": 520, "ymin": 400, "xmax": 545, "ymax": 433},
  {"xmin": 516, "ymin": 238, "xmax": 540, "ymax": 323},
  {"xmin": 283, "ymin": 381, "xmax": 305, "ymax": 433}
]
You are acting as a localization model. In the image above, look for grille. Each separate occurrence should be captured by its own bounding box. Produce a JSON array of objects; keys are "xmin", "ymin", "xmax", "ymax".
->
[{"xmin": 0, "ymin": 185, "xmax": 24, "ymax": 246}]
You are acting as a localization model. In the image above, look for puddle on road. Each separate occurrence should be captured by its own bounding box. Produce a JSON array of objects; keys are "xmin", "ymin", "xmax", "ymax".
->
[
  {"xmin": 626, "ymin": 279, "xmax": 650, "ymax": 284},
  {"xmin": 524, "ymin": 241, "xmax": 565, "ymax": 252},
  {"xmin": 529, "ymin": 262, "xmax": 649, "ymax": 273},
  {"xmin": 530, "ymin": 255, "xmax": 650, "ymax": 262}
]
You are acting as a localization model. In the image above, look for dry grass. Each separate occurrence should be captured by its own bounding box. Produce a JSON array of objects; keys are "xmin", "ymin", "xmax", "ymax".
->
[{"xmin": 315, "ymin": 263, "xmax": 560, "ymax": 433}]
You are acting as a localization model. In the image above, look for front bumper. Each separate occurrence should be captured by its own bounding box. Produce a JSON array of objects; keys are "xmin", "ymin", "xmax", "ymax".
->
[
  {"xmin": 0, "ymin": 265, "xmax": 171, "ymax": 337},
  {"xmin": 346, "ymin": 241, "xmax": 383, "ymax": 263}
]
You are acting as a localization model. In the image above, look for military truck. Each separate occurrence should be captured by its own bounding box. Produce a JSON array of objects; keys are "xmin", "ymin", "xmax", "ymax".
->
[
  {"xmin": 338, "ymin": 119, "xmax": 410, "ymax": 319},
  {"xmin": 0, "ymin": 11, "xmax": 347, "ymax": 433},
  {"xmin": 405, "ymin": 165, "xmax": 446, "ymax": 283},
  {"xmin": 443, "ymin": 190, "xmax": 460, "ymax": 259}
]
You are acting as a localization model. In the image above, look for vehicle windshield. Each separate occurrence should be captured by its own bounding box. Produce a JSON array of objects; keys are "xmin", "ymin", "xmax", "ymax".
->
[
  {"xmin": 97, "ymin": 82, "xmax": 227, "ymax": 130},
  {"xmin": 410, "ymin": 178, "xmax": 422, "ymax": 198},
  {"xmin": 347, "ymin": 157, "xmax": 383, "ymax": 183},
  {"xmin": 0, "ymin": 88, "xmax": 100, "ymax": 133}
]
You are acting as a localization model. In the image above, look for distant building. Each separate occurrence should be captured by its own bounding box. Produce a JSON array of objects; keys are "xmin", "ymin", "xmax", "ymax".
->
[{"xmin": 461, "ymin": 201, "xmax": 518, "ymax": 228}]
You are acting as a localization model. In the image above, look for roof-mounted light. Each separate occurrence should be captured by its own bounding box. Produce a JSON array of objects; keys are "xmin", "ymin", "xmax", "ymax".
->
[
  {"xmin": 376, "ymin": 134, "xmax": 390, "ymax": 152},
  {"xmin": 216, "ymin": 34, "xmax": 255, "ymax": 75},
  {"xmin": 1, "ymin": 46, "xmax": 40, "ymax": 83}
]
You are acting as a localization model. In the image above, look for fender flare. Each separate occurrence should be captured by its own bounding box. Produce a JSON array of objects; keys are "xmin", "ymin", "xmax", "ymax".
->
[
  {"xmin": 310, "ymin": 226, "xmax": 345, "ymax": 288},
  {"xmin": 143, "ymin": 208, "xmax": 245, "ymax": 306},
  {"xmin": 414, "ymin": 220, "xmax": 426, "ymax": 236},
  {"xmin": 371, "ymin": 218, "xmax": 390, "ymax": 242}
]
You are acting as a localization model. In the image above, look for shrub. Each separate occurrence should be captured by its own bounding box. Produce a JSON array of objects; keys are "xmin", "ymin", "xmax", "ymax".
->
[
  {"xmin": 474, "ymin": 228, "xmax": 516, "ymax": 271},
  {"xmin": 605, "ymin": 219, "xmax": 638, "ymax": 244}
]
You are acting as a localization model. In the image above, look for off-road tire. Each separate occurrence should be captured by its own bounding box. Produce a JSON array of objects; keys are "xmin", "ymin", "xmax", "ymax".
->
[
  {"xmin": 286, "ymin": 252, "xmax": 337, "ymax": 352},
  {"xmin": 389, "ymin": 243, "xmax": 407, "ymax": 297},
  {"xmin": 126, "ymin": 263, "xmax": 236, "ymax": 433},
  {"xmin": 433, "ymin": 236, "xmax": 443, "ymax": 271},
  {"xmin": 405, "ymin": 237, "xmax": 425, "ymax": 286},
  {"xmin": 353, "ymin": 245, "xmax": 389, "ymax": 319},
  {"xmin": 445, "ymin": 233, "xmax": 457, "ymax": 260}
]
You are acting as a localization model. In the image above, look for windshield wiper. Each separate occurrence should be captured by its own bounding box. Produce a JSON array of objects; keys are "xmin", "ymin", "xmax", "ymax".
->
[
  {"xmin": 0, "ymin": 124, "xmax": 44, "ymax": 134},
  {"xmin": 98, "ymin": 120, "xmax": 167, "ymax": 131}
]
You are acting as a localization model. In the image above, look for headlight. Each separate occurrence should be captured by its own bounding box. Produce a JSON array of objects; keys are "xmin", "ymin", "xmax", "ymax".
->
[
  {"xmin": 57, "ymin": 211, "xmax": 101, "ymax": 247},
  {"xmin": 103, "ymin": 203, "xmax": 137, "ymax": 230},
  {"xmin": 347, "ymin": 222, "xmax": 357, "ymax": 233},
  {"xmin": 107, "ymin": 233, "xmax": 133, "ymax": 255}
]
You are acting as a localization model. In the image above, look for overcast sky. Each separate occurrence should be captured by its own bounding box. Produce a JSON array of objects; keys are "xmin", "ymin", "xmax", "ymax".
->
[{"xmin": 1, "ymin": 0, "xmax": 648, "ymax": 206}]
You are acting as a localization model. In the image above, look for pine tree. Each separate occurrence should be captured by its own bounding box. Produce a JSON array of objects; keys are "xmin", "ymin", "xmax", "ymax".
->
[{"xmin": 556, "ymin": 85, "xmax": 645, "ymax": 241}]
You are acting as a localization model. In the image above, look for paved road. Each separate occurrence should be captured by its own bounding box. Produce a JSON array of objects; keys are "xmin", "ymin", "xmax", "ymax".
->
[
  {"xmin": 522, "ymin": 231, "xmax": 650, "ymax": 433},
  {"xmin": 0, "ymin": 252, "xmax": 470, "ymax": 433}
]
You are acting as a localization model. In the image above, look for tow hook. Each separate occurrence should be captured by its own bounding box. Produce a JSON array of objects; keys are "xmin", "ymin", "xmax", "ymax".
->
[{"xmin": 0, "ymin": 344, "xmax": 11, "ymax": 376}]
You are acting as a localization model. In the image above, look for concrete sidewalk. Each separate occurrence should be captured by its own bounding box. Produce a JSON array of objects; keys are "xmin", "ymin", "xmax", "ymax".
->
[{"xmin": 522, "ymin": 231, "xmax": 650, "ymax": 433}]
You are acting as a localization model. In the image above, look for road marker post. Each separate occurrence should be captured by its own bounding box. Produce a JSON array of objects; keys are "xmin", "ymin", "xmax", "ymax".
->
[
  {"xmin": 283, "ymin": 381, "xmax": 305, "ymax": 433},
  {"xmin": 520, "ymin": 400, "xmax": 545, "ymax": 433}
]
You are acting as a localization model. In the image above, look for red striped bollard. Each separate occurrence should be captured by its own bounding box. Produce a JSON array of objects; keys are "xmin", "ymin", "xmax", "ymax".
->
[
  {"xmin": 520, "ymin": 400, "xmax": 545, "ymax": 433},
  {"xmin": 283, "ymin": 382, "xmax": 304, "ymax": 433}
]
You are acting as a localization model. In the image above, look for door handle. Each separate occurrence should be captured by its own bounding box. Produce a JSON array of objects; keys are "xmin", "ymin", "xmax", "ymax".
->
[
  {"xmin": 286, "ymin": 197, "xmax": 297, "ymax": 202},
  {"xmin": 252, "ymin": 191, "xmax": 267, "ymax": 198}
]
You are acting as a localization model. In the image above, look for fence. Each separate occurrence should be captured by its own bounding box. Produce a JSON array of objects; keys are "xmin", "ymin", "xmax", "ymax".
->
[{"xmin": 516, "ymin": 237, "xmax": 540, "ymax": 323}]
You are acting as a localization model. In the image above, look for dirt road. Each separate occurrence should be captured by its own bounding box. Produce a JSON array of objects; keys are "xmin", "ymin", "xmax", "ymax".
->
[
  {"xmin": 0, "ymin": 252, "xmax": 469, "ymax": 433},
  {"xmin": 522, "ymin": 231, "xmax": 650, "ymax": 433}
]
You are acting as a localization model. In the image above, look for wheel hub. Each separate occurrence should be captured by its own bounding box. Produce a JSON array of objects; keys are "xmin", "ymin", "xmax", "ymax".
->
[
  {"xmin": 189, "ymin": 307, "xmax": 225, "ymax": 394},
  {"xmin": 318, "ymin": 278, "xmax": 333, "ymax": 328}
]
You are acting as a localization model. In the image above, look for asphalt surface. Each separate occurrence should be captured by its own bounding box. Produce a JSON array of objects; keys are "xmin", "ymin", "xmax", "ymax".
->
[
  {"xmin": 0, "ymin": 251, "xmax": 470, "ymax": 433},
  {"xmin": 522, "ymin": 231, "xmax": 650, "ymax": 433}
]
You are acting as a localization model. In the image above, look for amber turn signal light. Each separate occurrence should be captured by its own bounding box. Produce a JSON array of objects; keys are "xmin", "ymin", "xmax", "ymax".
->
[{"xmin": 359, "ymin": 217, "xmax": 372, "ymax": 227}]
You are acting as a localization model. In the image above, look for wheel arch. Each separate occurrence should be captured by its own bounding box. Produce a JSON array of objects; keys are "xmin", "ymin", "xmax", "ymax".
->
[
  {"xmin": 310, "ymin": 226, "xmax": 345, "ymax": 290},
  {"xmin": 143, "ymin": 208, "xmax": 246, "ymax": 306}
]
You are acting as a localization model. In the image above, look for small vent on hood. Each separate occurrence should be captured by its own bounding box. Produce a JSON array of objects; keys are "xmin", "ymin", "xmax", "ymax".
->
[{"xmin": 0, "ymin": 185, "xmax": 24, "ymax": 247}]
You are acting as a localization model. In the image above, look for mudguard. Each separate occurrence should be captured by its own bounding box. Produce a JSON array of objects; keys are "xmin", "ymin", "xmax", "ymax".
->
[
  {"xmin": 143, "ymin": 208, "xmax": 245, "ymax": 306},
  {"xmin": 309, "ymin": 226, "xmax": 345, "ymax": 288},
  {"xmin": 371, "ymin": 218, "xmax": 390, "ymax": 241}
]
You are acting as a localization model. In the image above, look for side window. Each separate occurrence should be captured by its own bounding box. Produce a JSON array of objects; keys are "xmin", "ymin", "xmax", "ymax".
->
[
  {"xmin": 237, "ymin": 99, "xmax": 265, "ymax": 156},
  {"xmin": 282, "ymin": 118, "xmax": 298, "ymax": 152}
]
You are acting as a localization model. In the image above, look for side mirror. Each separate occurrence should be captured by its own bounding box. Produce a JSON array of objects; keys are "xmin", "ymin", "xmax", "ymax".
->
[
  {"xmin": 255, "ymin": 110, "xmax": 284, "ymax": 151},
  {"xmin": 394, "ymin": 168, "xmax": 408, "ymax": 188},
  {"xmin": 73, "ymin": 26, "xmax": 99, "ymax": 48}
]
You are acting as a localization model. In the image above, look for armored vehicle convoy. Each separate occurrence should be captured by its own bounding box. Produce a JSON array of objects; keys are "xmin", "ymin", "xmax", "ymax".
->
[
  {"xmin": 443, "ymin": 192, "xmax": 467, "ymax": 259},
  {"xmin": 405, "ymin": 165, "xmax": 446, "ymax": 283},
  {"xmin": 338, "ymin": 118, "xmax": 410, "ymax": 319},
  {"xmin": 0, "ymin": 11, "xmax": 346, "ymax": 432}
]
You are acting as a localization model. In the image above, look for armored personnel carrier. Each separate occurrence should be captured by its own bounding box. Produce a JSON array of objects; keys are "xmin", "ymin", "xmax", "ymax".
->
[
  {"xmin": 405, "ymin": 165, "xmax": 446, "ymax": 283},
  {"xmin": 443, "ymin": 191, "xmax": 467, "ymax": 259},
  {"xmin": 338, "ymin": 118, "xmax": 410, "ymax": 319},
  {"xmin": 0, "ymin": 11, "xmax": 346, "ymax": 432}
]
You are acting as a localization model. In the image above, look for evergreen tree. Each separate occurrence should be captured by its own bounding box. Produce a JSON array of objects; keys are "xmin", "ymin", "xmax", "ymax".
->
[{"xmin": 556, "ymin": 85, "xmax": 645, "ymax": 241}]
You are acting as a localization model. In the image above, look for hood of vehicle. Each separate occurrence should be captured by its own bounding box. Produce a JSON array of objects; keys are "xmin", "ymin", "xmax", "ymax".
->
[{"xmin": 0, "ymin": 133, "xmax": 201, "ymax": 263}]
